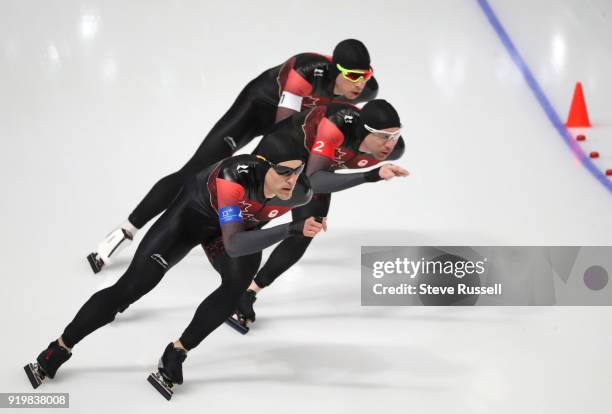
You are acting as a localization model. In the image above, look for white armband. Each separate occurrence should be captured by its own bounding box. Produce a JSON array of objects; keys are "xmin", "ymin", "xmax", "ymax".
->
[{"xmin": 278, "ymin": 90, "xmax": 303, "ymax": 111}]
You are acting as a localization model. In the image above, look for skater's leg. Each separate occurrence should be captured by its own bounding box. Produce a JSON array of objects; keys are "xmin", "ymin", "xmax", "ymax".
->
[
  {"xmin": 220, "ymin": 195, "xmax": 330, "ymax": 328},
  {"xmin": 88, "ymin": 84, "xmax": 274, "ymax": 272},
  {"xmin": 147, "ymin": 251, "xmax": 261, "ymax": 398},
  {"xmin": 252, "ymin": 194, "xmax": 331, "ymax": 290},
  {"xmin": 26, "ymin": 190, "xmax": 208, "ymax": 387},
  {"xmin": 127, "ymin": 85, "xmax": 275, "ymax": 229},
  {"xmin": 252, "ymin": 236, "xmax": 314, "ymax": 289},
  {"xmin": 177, "ymin": 251, "xmax": 262, "ymax": 350},
  {"xmin": 146, "ymin": 342, "xmax": 187, "ymax": 400},
  {"xmin": 24, "ymin": 340, "xmax": 72, "ymax": 388},
  {"xmin": 86, "ymin": 220, "xmax": 138, "ymax": 273},
  {"xmin": 65, "ymin": 200, "xmax": 198, "ymax": 348},
  {"xmin": 27, "ymin": 223, "xmax": 187, "ymax": 388},
  {"xmin": 62, "ymin": 259, "xmax": 169, "ymax": 348},
  {"xmin": 158, "ymin": 343, "xmax": 187, "ymax": 384},
  {"xmin": 227, "ymin": 236, "xmax": 313, "ymax": 326}
]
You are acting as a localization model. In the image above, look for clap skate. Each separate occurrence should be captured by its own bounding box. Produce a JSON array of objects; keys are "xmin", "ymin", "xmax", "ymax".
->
[
  {"xmin": 23, "ymin": 362, "xmax": 46, "ymax": 389},
  {"xmin": 224, "ymin": 313, "xmax": 250, "ymax": 335},
  {"xmin": 147, "ymin": 343, "xmax": 187, "ymax": 401},
  {"xmin": 87, "ymin": 228, "xmax": 134, "ymax": 274},
  {"xmin": 24, "ymin": 340, "xmax": 72, "ymax": 389},
  {"xmin": 225, "ymin": 289, "xmax": 257, "ymax": 335}
]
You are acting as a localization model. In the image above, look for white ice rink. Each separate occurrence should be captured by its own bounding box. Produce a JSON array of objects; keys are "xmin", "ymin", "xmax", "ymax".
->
[{"xmin": 1, "ymin": 0, "xmax": 612, "ymax": 413}]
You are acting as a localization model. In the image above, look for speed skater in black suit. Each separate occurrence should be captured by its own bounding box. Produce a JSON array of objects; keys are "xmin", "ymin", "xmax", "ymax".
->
[
  {"xmin": 227, "ymin": 99, "xmax": 408, "ymax": 332},
  {"xmin": 88, "ymin": 39, "xmax": 378, "ymax": 273},
  {"xmin": 24, "ymin": 141, "xmax": 326, "ymax": 400}
]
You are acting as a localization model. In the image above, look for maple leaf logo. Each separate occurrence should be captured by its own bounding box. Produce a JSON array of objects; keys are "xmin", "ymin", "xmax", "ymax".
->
[{"xmin": 239, "ymin": 200, "xmax": 257, "ymax": 222}]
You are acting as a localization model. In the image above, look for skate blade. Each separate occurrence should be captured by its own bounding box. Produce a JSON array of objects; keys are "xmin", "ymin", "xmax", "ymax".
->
[
  {"xmin": 147, "ymin": 372, "xmax": 172, "ymax": 401},
  {"xmin": 24, "ymin": 364, "xmax": 42, "ymax": 389},
  {"xmin": 86, "ymin": 253, "xmax": 103, "ymax": 274},
  {"xmin": 224, "ymin": 316, "xmax": 249, "ymax": 335}
]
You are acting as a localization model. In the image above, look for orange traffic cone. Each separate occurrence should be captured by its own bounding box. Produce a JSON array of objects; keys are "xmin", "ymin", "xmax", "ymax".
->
[{"xmin": 565, "ymin": 82, "xmax": 591, "ymax": 128}]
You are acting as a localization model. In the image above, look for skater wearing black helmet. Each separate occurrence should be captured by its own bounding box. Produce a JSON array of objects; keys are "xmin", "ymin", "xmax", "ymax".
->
[{"xmin": 88, "ymin": 39, "xmax": 380, "ymax": 273}]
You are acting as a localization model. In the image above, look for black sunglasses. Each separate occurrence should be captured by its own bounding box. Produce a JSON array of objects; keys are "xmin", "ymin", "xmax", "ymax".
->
[
  {"xmin": 257, "ymin": 156, "xmax": 305, "ymax": 176},
  {"xmin": 272, "ymin": 163, "xmax": 305, "ymax": 176}
]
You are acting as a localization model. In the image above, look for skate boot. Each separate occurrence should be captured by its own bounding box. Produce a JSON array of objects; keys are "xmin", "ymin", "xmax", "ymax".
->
[
  {"xmin": 147, "ymin": 343, "xmax": 187, "ymax": 401},
  {"xmin": 87, "ymin": 227, "xmax": 134, "ymax": 274},
  {"xmin": 225, "ymin": 289, "xmax": 257, "ymax": 335},
  {"xmin": 24, "ymin": 340, "xmax": 72, "ymax": 389}
]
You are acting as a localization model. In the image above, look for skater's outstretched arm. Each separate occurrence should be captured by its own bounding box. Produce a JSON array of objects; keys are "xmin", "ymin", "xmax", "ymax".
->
[
  {"xmin": 306, "ymin": 153, "xmax": 408, "ymax": 194},
  {"xmin": 304, "ymin": 115, "xmax": 407, "ymax": 193},
  {"xmin": 216, "ymin": 173, "xmax": 323, "ymax": 257},
  {"xmin": 220, "ymin": 217, "xmax": 323, "ymax": 258}
]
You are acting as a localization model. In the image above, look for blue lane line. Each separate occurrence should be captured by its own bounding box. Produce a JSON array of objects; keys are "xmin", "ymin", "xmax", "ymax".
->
[{"xmin": 477, "ymin": 0, "xmax": 612, "ymax": 193}]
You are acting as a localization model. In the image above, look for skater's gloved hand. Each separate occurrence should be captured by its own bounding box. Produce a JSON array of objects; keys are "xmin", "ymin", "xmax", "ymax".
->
[
  {"xmin": 303, "ymin": 216, "xmax": 326, "ymax": 237},
  {"xmin": 377, "ymin": 164, "xmax": 409, "ymax": 181},
  {"xmin": 315, "ymin": 216, "xmax": 328, "ymax": 232},
  {"xmin": 289, "ymin": 217, "xmax": 325, "ymax": 238}
]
